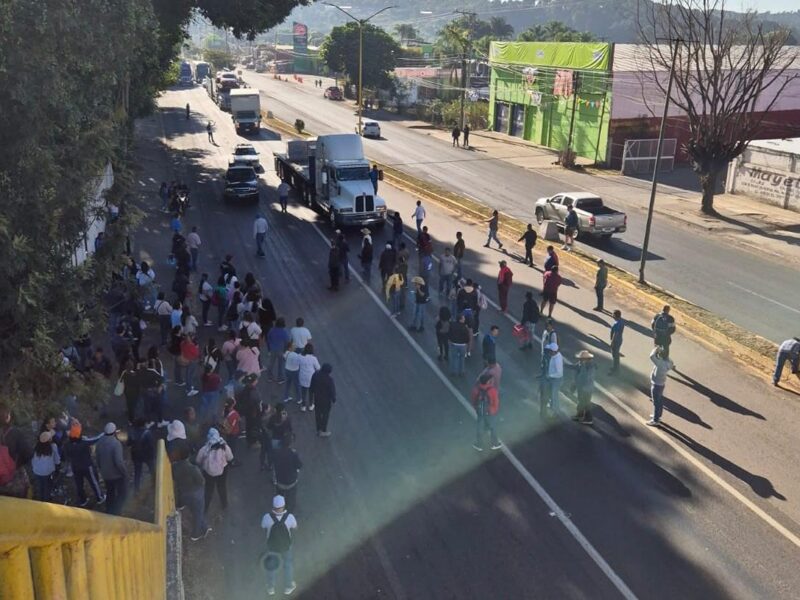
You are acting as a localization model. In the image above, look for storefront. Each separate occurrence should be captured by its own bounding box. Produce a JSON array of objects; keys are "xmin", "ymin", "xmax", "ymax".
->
[{"xmin": 488, "ymin": 41, "xmax": 613, "ymax": 163}]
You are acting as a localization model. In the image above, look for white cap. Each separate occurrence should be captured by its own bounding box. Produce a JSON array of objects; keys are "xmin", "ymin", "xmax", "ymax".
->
[
  {"xmin": 104, "ymin": 422, "xmax": 118, "ymax": 435},
  {"xmin": 273, "ymin": 495, "xmax": 286, "ymax": 510},
  {"xmin": 167, "ymin": 420, "xmax": 186, "ymax": 441}
]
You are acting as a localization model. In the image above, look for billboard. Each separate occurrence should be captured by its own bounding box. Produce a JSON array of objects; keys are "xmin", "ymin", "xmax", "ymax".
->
[{"xmin": 292, "ymin": 22, "xmax": 311, "ymax": 73}]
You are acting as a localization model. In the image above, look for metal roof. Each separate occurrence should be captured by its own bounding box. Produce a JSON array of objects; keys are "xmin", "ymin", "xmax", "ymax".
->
[
  {"xmin": 747, "ymin": 137, "xmax": 800, "ymax": 155},
  {"xmin": 612, "ymin": 43, "xmax": 800, "ymax": 72}
]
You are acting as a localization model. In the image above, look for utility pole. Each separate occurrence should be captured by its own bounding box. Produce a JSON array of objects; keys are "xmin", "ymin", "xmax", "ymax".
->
[
  {"xmin": 639, "ymin": 40, "xmax": 681, "ymax": 284},
  {"xmin": 565, "ymin": 71, "xmax": 581, "ymax": 158},
  {"xmin": 454, "ymin": 10, "xmax": 476, "ymax": 131}
]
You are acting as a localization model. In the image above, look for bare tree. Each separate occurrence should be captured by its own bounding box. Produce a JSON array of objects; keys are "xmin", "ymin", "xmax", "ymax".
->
[{"xmin": 637, "ymin": 0, "xmax": 798, "ymax": 214}]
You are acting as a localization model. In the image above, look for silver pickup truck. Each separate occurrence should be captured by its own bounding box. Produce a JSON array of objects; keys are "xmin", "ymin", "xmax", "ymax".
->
[{"xmin": 535, "ymin": 192, "xmax": 627, "ymax": 240}]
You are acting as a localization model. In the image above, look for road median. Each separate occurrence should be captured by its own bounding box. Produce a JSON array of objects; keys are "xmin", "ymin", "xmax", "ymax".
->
[{"xmin": 262, "ymin": 114, "xmax": 796, "ymax": 393}]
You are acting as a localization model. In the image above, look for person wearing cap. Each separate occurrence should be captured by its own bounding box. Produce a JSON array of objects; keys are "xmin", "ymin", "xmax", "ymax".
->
[
  {"xmin": 545, "ymin": 343, "xmax": 564, "ymax": 415},
  {"xmin": 571, "ymin": 351, "xmax": 596, "ymax": 424},
  {"xmin": 196, "ymin": 428, "xmax": 234, "ymax": 511},
  {"xmin": 518, "ymin": 223, "xmax": 537, "ymax": 267},
  {"xmin": 647, "ymin": 346, "xmax": 674, "ymax": 426},
  {"xmin": 540, "ymin": 265, "xmax": 563, "ymax": 318},
  {"xmin": 773, "ymin": 337, "xmax": 800, "ymax": 386},
  {"xmin": 594, "ymin": 259, "xmax": 608, "ymax": 312},
  {"xmin": 261, "ymin": 494, "xmax": 298, "ymax": 596},
  {"xmin": 484, "ymin": 209, "xmax": 504, "ymax": 250},
  {"xmin": 254, "ymin": 213, "xmax": 269, "ymax": 258},
  {"xmin": 408, "ymin": 276, "xmax": 429, "ymax": 332},
  {"xmin": 63, "ymin": 421, "xmax": 104, "ymax": 507},
  {"xmin": 359, "ymin": 228, "xmax": 373, "ymax": 283},
  {"xmin": 31, "ymin": 430, "xmax": 61, "ymax": 502},
  {"xmin": 609, "ymin": 310, "xmax": 626, "ymax": 375},
  {"xmin": 497, "ymin": 260, "xmax": 513, "ymax": 313},
  {"xmin": 471, "ymin": 373, "xmax": 501, "ymax": 451},
  {"xmin": 378, "ymin": 242, "xmax": 397, "ymax": 284},
  {"xmin": 95, "ymin": 423, "xmax": 127, "ymax": 515}
]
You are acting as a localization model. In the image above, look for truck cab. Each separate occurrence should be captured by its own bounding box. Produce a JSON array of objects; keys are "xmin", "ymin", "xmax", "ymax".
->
[{"xmin": 315, "ymin": 134, "xmax": 387, "ymax": 228}]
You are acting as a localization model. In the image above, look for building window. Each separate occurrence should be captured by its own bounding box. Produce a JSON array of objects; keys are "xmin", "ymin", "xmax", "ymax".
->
[{"xmin": 494, "ymin": 102, "xmax": 510, "ymax": 134}]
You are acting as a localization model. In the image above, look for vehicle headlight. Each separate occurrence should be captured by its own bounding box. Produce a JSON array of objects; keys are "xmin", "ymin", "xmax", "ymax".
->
[{"xmin": 377, "ymin": 206, "xmax": 387, "ymax": 212}]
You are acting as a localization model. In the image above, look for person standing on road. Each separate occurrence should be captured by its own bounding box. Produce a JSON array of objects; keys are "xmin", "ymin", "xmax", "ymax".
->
[
  {"xmin": 311, "ymin": 363, "xmax": 336, "ymax": 436},
  {"xmin": 462, "ymin": 124, "xmax": 470, "ymax": 149},
  {"xmin": 185, "ymin": 103, "xmax": 190, "ymax": 120},
  {"xmin": 482, "ymin": 325, "xmax": 499, "ymax": 366},
  {"xmin": 438, "ymin": 247, "xmax": 457, "ymax": 298},
  {"xmin": 497, "ymin": 260, "xmax": 513, "ymax": 313},
  {"xmin": 451, "ymin": 125, "xmax": 461, "ymax": 147},
  {"xmin": 63, "ymin": 421, "xmax": 104, "ymax": 506},
  {"xmin": 328, "ymin": 238, "xmax": 341, "ymax": 291},
  {"xmin": 266, "ymin": 318, "xmax": 290, "ymax": 383},
  {"xmin": 206, "ymin": 121, "xmax": 215, "ymax": 144},
  {"xmin": 290, "ymin": 319, "xmax": 312, "ymax": 353},
  {"xmin": 544, "ymin": 245, "xmax": 559, "ymax": 272},
  {"xmin": 545, "ymin": 344, "xmax": 564, "ymax": 416},
  {"xmin": 518, "ymin": 224, "xmax": 537, "ymax": 267},
  {"xmin": 369, "ymin": 164, "xmax": 380, "ymax": 194},
  {"xmin": 412, "ymin": 201, "xmax": 426, "ymax": 236},
  {"xmin": 95, "ymin": 423, "xmax": 127, "ymax": 515},
  {"xmin": 359, "ymin": 229, "xmax": 373, "ymax": 283},
  {"xmin": 435, "ymin": 306, "xmax": 451, "ymax": 362},
  {"xmin": 186, "ymin": 226, "xmax": 201, "ymax": 272},
  {"xmin": 448, "ymin": 313, "xmax": 471, "ymax": 376},
  {"xmin": 260, "ymin": 495, "xmax": 298, "ymax": 596},
  {"xmin": 563, "ymin": 205, "xmax": 579, "ymax": 251},
  {"xmin": 571, "ymin": 351, "xmax": 596, "ymax": 425},
  {"xmin": 283, "ymin": 344, "xmax": 302, "ymax": 403},
  {"xmin": 609, "ymin": 310, "xmax": 625, "ymax": 375},
  {"xmin": 408, "ymin": 276, "xmax": 429, "ymax": 332},
  {"xmin": 484, "ymin": 210, "xmax": 504, "ymax": 250},
  {"xmin": 378, "ymin": 243, "xmax": 396, "ymax": 285},
  {"xmin": 647, "ymin": 346, "xmax": 674, "ymax": 426},
  {"xmin": 391, "ymin": 211, "xmax": 405, "ymax": 250},
  {"xmin": 471, "ymin": 373, "xmax": 501, "ymax": 451},
  {"xmin": 159, "ymin": 182, "xmax": 169, "ymax": 212},
  {"xmin": 453, "ymin": 231, "xmax": 465, "ymax": 279},
  {"xmin": 196, "ymin": 428, "xmax": 233, "ymax": 511},
  {"xmin": 154, "ymin": 293, "xmax": 173, "ymax": 346},
  {"xmin": 298, "ymin": 344, "xmax": 321, "ymax": 412},
  {"xmin": 271, "ymin": 434, "xmax": 302, "ymax": 511},
  {"xmin": 773, "ymin": 337, "xmax": 800, "ymax": 386},
  {"xmin": 594, "ymin": 259, "xmax": 608, "ymax": 311},
  {"xmin": 336, "ymin": 232, "xmax": 351, "ymax": 283},
  {"xmin": 170, "ymin": 444, "xmax": 211, "ymax": 542},
  {"xmin": 277, "ymin": 179, "xmax": 290, "ymax": 213},
  {"xmin": 254, "ymin": 213, "xmax": 269, "ymax": 258},
  {"xmin": 520, "ymin": 291, "xmax": 540, "ymax": 350},
  {"xmin": 198, "ymin": 273, "xmax": 214, "ymax": 326},
  {"xmin": 540, "ymin": 265, "xmax": 563, "ymax": 318},
  {"xmin": 651, "ymin": 305, "xmax": 676, "ymax": 359}
]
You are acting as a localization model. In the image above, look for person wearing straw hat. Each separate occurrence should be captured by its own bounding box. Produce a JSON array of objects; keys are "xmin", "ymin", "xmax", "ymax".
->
[
  {"xmin": 408, "ymin": 276, "xmax": 429, "ymax": 332},
  {"xmin": 261, "ymin": 494, "xmax": 298, "ymax": 596},
  {"xmin": 571, "ymin": 351, "xmax": 596, "ymax": 425}
]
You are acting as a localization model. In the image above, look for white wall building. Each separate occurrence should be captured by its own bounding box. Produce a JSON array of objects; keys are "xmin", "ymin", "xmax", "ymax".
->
[{"xmin": 726, "ymin": 138, "xmax": 800, "ymax": 212}]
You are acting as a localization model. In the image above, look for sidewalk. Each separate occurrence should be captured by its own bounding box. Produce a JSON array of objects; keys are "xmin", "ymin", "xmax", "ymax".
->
[{"xmin": 401, "ymin": 123, "xmax": 800, "ymax": 267}]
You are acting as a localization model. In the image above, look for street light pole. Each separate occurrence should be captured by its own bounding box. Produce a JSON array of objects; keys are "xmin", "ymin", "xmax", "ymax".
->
[
  {"xmin": 639, "ymin": 40, "xmax": 680, "ymax": 284},
  {"xmin": 324, "ymin": 3, "xmax": 395, "ymax": 136}
]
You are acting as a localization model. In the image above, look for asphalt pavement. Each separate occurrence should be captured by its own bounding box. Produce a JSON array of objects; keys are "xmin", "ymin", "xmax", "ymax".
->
[
  {"xmin": 131, "ymin": 86, "xmax": 800, "ymax": 599},
  {"xmin": 242, "ymin": 71, "xmax": 800, "ymax": 345}
]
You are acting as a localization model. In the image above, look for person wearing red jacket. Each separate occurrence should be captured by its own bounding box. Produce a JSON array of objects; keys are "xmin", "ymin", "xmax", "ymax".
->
[
  {"xmin": 540, "ymin": 265, "xmax": 563, "ymax": 318},
  {"xmin": 497, "ymin": 260, "xmax": 513, "ymax": 313},
  {"xmin": 471, "ymin": 373, "xmax": 501, "ymax": 451}
]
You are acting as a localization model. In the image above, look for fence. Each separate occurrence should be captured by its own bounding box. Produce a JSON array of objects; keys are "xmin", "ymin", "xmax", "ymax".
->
[
  {"xmin": 621, "ymin": 138, "xmax": 677, "ymax": 175},
  {"xmin": 0, "ymin": 440, "xmax": 175, "ymax": 600}
]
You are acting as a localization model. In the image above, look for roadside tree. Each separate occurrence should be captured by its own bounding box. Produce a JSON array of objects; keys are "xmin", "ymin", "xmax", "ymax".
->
[{"xmin": 321, "ymin": 22, "xmax": 401, "ymax": 89}]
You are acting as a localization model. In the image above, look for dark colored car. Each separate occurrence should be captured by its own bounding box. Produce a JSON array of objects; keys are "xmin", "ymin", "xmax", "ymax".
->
[
  {"xmin": 223, "ymin": 166, "xmax": 259, "ymax": 203},
  {"xmin": 324, "ymin": 86, "xmax": 343, "ymax": 101}
]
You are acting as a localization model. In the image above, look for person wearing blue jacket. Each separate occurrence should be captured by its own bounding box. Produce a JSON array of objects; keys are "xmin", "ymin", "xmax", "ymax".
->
[
  {"xmin": 267, "ymin": 318, "xmax": 290, "ymax": 383},
  {"xmin": 62, "ymin": 421, "xmax": 104, "ymax": 507}
]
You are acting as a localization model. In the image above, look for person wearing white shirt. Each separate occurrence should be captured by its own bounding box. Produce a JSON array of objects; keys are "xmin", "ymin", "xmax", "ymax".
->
[
  {"xmin": 254, "ymin": 214, "xmax": 269, "ymax": 258},
  {"xmin": 260, "ymin": 495, "xmax": 297, "ymax": 596},
  {"xmin": 136, "ymin": 261, "xmax": 157, "ymax": 307},
  {"xmin": 186, "ymin": 226, "xmax": 202, "ymax": 272},
  {"xmin": 546, "ymin": 343, "xmax": 564, "ymax": 414},
  {"xmin": 290, "ymin": 318, "xmax": 312, "ymax": 350},
  {"xmin": 283, "ymin": 346, "xmax": 302, "ymax": 402},
  {"xmin": 277, "ymin": 180, "xmax": 290, "ymax": 213},
  {"xmin": 411, "ymin": 200, "xmax": 426, "ymax": 236},
  {"xmin": 297, "ymin": 346, "xmax": 321, "ymax": 412}
]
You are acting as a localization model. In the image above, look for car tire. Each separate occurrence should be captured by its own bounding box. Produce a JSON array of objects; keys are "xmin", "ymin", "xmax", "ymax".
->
[{"xmin": 535, "ymin": 208, "xmax": 544, "ymax": 225}]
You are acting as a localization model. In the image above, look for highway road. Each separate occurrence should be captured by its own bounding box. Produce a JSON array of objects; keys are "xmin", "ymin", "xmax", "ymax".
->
[
  {"xmin": 242, "ymin": 70, "xmax": 800, "ymax": 345},
  {"xmin": 133, "ymin": 87, "xmax": 800, "ymax": 599}
]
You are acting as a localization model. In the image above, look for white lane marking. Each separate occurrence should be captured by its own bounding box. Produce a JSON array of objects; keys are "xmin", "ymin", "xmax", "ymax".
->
[
  {"xmin": 309, "ymin": 223, "xmax": 639, "ymax": 600},
  {"xmin": 405, "ymin": 234, "xmax": 800, "ymax": 550},
  {"xmin": 727, "ymin": 281, "xmax": 800, "ymax": 316}
]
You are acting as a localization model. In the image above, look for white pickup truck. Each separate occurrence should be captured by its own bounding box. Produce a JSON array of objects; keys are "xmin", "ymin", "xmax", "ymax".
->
[{"xmin": 535, "ymin": 192, "xmax": 627, "ymax": 240}]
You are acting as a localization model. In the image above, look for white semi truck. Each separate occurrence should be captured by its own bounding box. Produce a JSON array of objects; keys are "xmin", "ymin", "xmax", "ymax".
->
[
  {"xmin": 274, "ymin": 133, "xmax": 387, "ymax": 229},
  {"xmin": 229, "ymin": 89, "xmax": 261, "ymax": 134}
]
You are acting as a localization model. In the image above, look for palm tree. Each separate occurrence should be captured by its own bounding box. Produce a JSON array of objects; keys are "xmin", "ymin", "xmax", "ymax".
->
[
  {"xmin": 393, "ymin": 23, "xmax": 418, "ymax": 46},
  {"xmin": 517, "ymin": 21, "xmax": 596, "ymax": 42},
  {"xmin": 489, "ymin": 17, "xmax": 514, "ymax": 40}
]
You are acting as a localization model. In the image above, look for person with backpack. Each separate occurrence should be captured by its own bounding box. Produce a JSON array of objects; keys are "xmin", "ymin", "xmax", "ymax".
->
[
  {"xmin": 497, "ymin": 260, "xmax": 513, "ymax": 313},
  {"xmin": 127, "ymin": 418, "xmax": 156, "ymax": 492},
  {"xmin": 63, "ymin": 420, "xmax": 104, "ymax": 507},
  {"xmin": 260, "ymin": 495, "xmax": 298, "ymax": 596},
  {"xmin": 471, "ymin": 373, "xmax": 501, "ymax": 451},
  {"xmin": 196, "ymin": 428, "xmax": 234, "ymax": 512},
  {"xmin": 408, "ymin": 276, "xmax": 429, "ymax": 332},
  {"xmin": 651, "ymin": 305, "xmax": 676, "ymax": 359}
]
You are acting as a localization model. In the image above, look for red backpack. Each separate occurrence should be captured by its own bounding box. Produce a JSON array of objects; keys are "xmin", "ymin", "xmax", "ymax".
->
[{"xmin": 0, "ymin": 429, "xmax": 17, "ymax": 486}]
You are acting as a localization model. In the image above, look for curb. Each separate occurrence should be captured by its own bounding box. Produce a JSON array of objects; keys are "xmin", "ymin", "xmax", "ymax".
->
[{"xmin": 261, "ymin": 114, "xmax": 798, "ymax": 394}]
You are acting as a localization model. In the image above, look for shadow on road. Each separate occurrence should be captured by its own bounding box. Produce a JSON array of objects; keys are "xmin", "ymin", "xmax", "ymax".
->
[
  {"xmin": 582, "ymin": 235, "xmax": 665, "ymax": 262},
  {"xmin": 670, "ymin": 369, "xmax": 766, "ymax": 420}
]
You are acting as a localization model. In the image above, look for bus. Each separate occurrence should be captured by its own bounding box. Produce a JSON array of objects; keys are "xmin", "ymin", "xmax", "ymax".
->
[
  {"xmin": 178, "ymin": 61, "xmax": 193, "ymax": 86},
  {"xmin": 195, "ymin": 61, "xmax": 211, "ymax": 84}
]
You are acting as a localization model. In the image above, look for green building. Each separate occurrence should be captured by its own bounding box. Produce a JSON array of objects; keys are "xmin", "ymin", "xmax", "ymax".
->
[{"xmin": 488, "ymin": 41, "xmax": 613, "ymax": 163}]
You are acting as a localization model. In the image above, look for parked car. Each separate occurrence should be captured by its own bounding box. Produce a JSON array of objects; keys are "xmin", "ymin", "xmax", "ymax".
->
[
  {"xmin": 223, "ymin": 165, "xmax": 259, "ymax": 204},
  {"xmin": 230, "ymin": 143, "xmax": 261, "ymax": 170},
  {"xmin": 362, "ymin": 121, "xmax": 381, "ymax": 139},
  {"xmin": 324, "ymin": 86, "xmax": 343, "ymax": 100},
  {"xmin": 534, "ymin": 192, "xmax": 627, "ymax": 240}
]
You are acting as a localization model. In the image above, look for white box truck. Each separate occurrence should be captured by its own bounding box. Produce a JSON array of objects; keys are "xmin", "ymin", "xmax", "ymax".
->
[
  {"xmin": 274, "ymin": 134, "xmax": 387, "ymax": 229},
  {"xmin": 229, "ymin": 89, "xmax": 261, "ymax": 134}
]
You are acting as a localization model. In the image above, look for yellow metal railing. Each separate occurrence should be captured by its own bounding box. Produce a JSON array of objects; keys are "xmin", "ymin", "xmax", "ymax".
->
[{"xmin": 0, "ymin": 439, "xmax": 175, "ymax": 600}]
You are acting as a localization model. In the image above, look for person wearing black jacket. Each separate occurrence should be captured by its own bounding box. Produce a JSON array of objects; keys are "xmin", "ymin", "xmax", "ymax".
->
[
  {"xmin": 258, "ymin": 295, "xmax": 277, "ymax": 336},
  {"xmin": 378, "ymin": 243, "xmax": 397, "ymax": 284},
  {"xmin": 63, "ymin": 421, "xmax": 104, "ymax": 506},
  {"xmin": 237, "ymin": 373, "xmax": 262, "ymax": 448},
  {"xmin": 337, "ymin": 233, "xmax": 351, "ymax": 283},
  {"xmin": 310, "ymin": 364, "xmax": 336, "ymax": 437},
  {"xmin": 520, "ymin": 291, "xmax": 540, "ymax": 350},
  {"xmin": 392, "ymin": 212, "xmax": 404, "ymax": 250},
  {"xmin": 518, "ymin": 224, "xmax": 538, "ymax": 267},
  {"xmin": 328, "ymin": 239, "xmax": 341, "ymax": 291},
  {"xmin": 127, "ymin": 418, "xmax": 156, "ymax": 492}
]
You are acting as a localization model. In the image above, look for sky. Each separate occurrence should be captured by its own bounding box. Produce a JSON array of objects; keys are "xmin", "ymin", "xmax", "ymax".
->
[{"xmin": 740, "ymin": 0, "xmax": 798, "ymax": 13}]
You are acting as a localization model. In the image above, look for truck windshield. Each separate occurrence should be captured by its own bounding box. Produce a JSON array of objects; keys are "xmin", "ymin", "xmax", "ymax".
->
[
  {"xmin": 336, "ymin": 166, "xmax": 370, "ymax": 181},
  {"xmin": 235, "ymin": 111, "xmax": 257, "ymax": 119},
  {"xmin": 226, "ymin": 169, "xmax": 255, "ymax": 183}
]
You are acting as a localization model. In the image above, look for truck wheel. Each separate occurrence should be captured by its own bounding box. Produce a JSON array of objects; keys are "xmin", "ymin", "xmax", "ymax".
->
[{"xmin": 535, "ymin": 209, "xmax": 544, "ymax": 225}]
